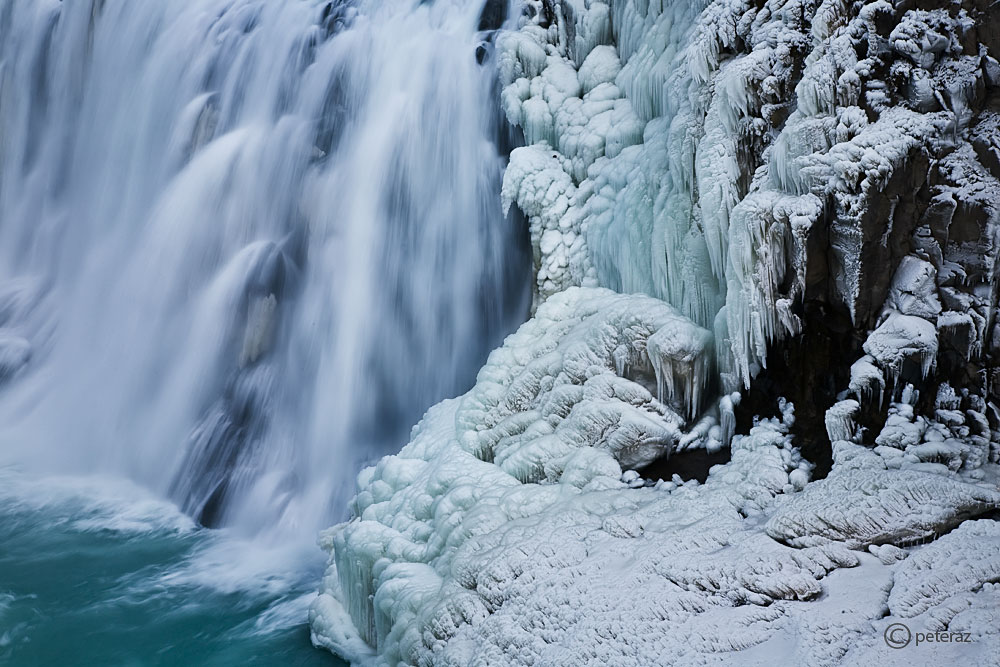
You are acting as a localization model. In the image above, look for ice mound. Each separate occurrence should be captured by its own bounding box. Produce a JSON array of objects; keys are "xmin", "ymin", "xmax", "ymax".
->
[
  {"xmin": 311, "ymin": 401, "xmax": 821, "ymax": 664},
  {"xmin": 457, "ymin": 287, "xmax": 715, "ymax": 475}
]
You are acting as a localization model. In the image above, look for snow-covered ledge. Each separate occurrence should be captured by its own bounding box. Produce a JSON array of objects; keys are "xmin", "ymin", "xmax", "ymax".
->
[{"xmin": 310, "ymin": 291, "xmax": 999, "ymax": 665}]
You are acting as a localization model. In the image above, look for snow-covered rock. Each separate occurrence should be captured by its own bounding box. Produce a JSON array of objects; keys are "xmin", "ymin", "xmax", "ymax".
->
[
  {"xmin": 313, "ymin": 385, "xmax": 999, "ymax": 665},
  {"xmin": 766, "ymin": 466, "xmax": 1000, "ymax": 549},
  {"xmin": 888, "ymin": 519, "xmax": 1000, "ymax": 619},
  {"xmin": 863, "ymin": 311, "xmax": 939, "ymax": 384}
]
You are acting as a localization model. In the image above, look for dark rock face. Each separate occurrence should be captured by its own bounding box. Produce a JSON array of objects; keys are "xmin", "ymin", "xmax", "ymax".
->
[
  {"xmin": 714, "ymin": 0, "xmax": 1000, "ymax": 471},
  {"xmin": 637, "ymin": 445, "xmax": 732, "ymax": 484},
  {"xmin": 477, "ymin": 0, "xmax": 507, "ymax": 32}
]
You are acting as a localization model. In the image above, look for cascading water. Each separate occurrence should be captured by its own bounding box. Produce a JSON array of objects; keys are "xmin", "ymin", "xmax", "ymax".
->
[
  {"xmin": 0, "ymin": 0, "xmax": 527, "ymax": 662},
  {"xmin": 0, "ymin": 0, "xmax": 527, "ymax": 531}
]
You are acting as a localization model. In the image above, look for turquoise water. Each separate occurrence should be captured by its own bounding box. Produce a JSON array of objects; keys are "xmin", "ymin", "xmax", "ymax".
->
[{"xmin": 0, "ymin": 471, "xmax": 349, "ymax": 667}]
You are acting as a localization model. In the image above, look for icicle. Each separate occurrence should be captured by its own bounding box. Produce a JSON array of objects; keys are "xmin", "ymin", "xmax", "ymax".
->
[
  {"xmin": 849, "ymin": 354, "xmax": 886, "ymax": 407},
  {"xmin": 646, "ymin": 323, "xmax": 713, "ymax": 420},
  {"xmin": 718, "ymin": 391, "xmax": 740, "ymax": 447},
  {"xmin": 825, "ymin": 399, "xmax": 860, "ymax": 443}
]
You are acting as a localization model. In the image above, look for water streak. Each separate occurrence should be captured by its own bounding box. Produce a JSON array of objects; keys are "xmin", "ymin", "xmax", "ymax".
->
[{"xmin": 0, "ymin": 0, "xmax": 528, "ymax": 538}]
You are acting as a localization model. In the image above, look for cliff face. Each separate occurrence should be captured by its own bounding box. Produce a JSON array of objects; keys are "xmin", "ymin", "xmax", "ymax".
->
[
  {"xmin": 501, "ymin": 0, "xmax": 1000, "ymax": 472},
  {"xmin": 311, "ymin": 1, "xmax": 1000, "ymax": 664}
]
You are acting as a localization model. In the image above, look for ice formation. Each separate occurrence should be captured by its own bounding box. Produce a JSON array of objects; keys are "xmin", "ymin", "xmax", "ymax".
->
[
  {"xmin": 497, "ymin": 0, "xmax": 999, "ymax": 402},
  {"xmin": 888, "ymin": 519, "xmax": 1000, "ymax": 619},
  {"xmin": 314, "ymin": 383, "xmax": 998, "ymax": 664},
  {"xmin": 766, "ymin": 464, "xmax": 1000, "ymax": 548},
  {"xmin": 314, "ymin": 0, "xmax": 1000, "ymax": 663}
]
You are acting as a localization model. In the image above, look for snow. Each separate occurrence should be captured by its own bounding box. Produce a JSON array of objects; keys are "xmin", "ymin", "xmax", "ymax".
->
[
  {"xmin": 311, "ymin": 286, "xmax": 723, "ymax": 656},
  {"xmin": 886, "ymin": 256, "xmax": 942, "ymax": 320},
  {"xmin": 888, "ymin": 520, "xmax": 1000, "ymax": 619},
  {"xmin": 313, "ymin": 402, "xmax": 820, "ymax": 664},
  {"xmin": 875, "ymin": 402, "xmax": 927, "ymax": 451}
]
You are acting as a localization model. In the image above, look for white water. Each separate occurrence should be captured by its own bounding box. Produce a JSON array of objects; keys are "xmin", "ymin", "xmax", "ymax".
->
[{"xmin": 0, "ymin": 0, "xmax": 527, "ymax": 542}]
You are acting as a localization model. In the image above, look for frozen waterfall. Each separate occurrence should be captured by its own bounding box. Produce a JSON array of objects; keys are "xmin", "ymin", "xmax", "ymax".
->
[{"xmin": 0, "ymin": 0, "xmax": 529, "ymax": 537}]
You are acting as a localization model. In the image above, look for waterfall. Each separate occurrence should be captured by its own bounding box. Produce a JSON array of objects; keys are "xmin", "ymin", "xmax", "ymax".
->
[{"xmin": 0, "ymin": 0, "xmax": 529, "ymax": 538}]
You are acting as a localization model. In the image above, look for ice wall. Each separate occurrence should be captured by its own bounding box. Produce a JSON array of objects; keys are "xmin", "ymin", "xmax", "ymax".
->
[
  {"xmin": 314, "ymin": 0, "xmax": 1000, "ymax": 663},
  {"xmin": 499, "ymin": 0, "xmax": 1000, "ymax": 412}
]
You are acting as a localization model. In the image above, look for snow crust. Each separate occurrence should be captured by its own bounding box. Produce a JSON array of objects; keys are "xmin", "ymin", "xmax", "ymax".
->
[
  {"xmin": 888, "ymin": 520, "xmax": 1000, "ymax": 619},
  {"xmin": 767, "ymin": 463, "xmax": 1000, "ymax": 549}
]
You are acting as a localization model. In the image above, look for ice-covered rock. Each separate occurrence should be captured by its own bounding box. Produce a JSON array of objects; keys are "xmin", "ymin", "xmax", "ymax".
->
[
  {"xmin": 885, "ymin": 256, "xmax": 942, "ymax": 320},
  {"xmin": 825, "ymin": 399, "xmax": 860, "ymax": 444},
  {"xmin": 496, "ymin": 0, "xmax": 997, "ymax": 407},
  {"xmin": 863, "ymin": 311, "xmax": 938, "ymax": 384},
  {"xmin": 455, "ymin": 287, "xmax": 713, "ymax": 475},
  {"xmin": 311, "ymin": 401, "xmax": 846, "ymax": 665},
  {"xmin": 766, "ymin": 468, "xmax": 1000, "ymax": 549},
  {"xmin": 888, "ymin": 519, "xmax": 1000, "ymax": 619},
  {"xmin": 314, "ymin": 385, "xmax": 1000, "ymax": 665},
  {"xmin": 481, "ymin": 0, "xmax": 1000, "ymax": 654}
]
